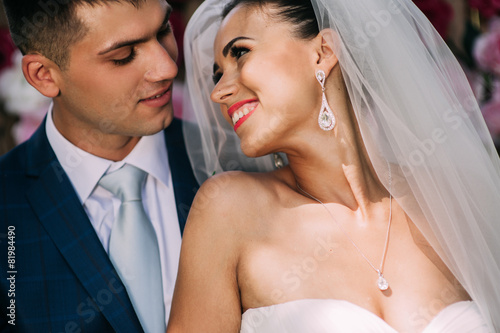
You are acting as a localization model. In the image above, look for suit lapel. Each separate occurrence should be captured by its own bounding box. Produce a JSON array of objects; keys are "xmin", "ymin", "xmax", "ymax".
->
[
  {"xmin": 164, "ymin": 118, "xmax": 199, "ymax": 235},
  {"xmin": 25, "ymin": 123, "xmax": 143, "ymax": 332}
]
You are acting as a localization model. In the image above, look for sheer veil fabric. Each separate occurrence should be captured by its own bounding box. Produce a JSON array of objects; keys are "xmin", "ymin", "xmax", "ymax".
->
[
  {"xmin": 182, "ymin": 0, "xmax": 278, "ymax": 182},
  {"xmin": 183, "ymin": 0, "xmax": 500, "ymax": 330}
]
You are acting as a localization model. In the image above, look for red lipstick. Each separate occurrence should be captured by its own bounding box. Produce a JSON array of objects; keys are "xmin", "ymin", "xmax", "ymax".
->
[{"xmin": 227, "ymin": 98, "xmax": 258, "ymax": 118}]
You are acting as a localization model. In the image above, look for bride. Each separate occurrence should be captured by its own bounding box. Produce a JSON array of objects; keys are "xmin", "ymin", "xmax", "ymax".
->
[{"xmin": 167, "ymin": 0, "xmax": 500, "ymax": 332}]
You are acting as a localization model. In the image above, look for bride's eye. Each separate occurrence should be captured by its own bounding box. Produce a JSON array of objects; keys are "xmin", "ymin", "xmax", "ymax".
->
[{"xmin": 230, "ymin": 46, "xmax": 250, "ymax": 59}]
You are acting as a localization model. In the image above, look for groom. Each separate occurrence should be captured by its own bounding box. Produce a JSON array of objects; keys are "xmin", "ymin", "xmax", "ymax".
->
[{"xmin": 0, "ymin": 0, "xmax": 198, "ymax": 332}]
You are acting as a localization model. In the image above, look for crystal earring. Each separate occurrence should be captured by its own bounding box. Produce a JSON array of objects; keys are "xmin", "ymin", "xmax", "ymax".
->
[{"xmin": 316, "ymin": 70, "xmax": 336, "ymax": 131}]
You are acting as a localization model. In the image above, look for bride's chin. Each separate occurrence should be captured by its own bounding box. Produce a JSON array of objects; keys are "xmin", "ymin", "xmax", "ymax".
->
[
  {"xmin": 238, "ymin": 124, "xmax": 284, "ymax": 158},
  {"xmin": 239, "ymin": 140, "xmax": 272, "ymax": 159},
  {"xmin": 240, "ymin": 144, "xmax": 262, "ymax": 158}
]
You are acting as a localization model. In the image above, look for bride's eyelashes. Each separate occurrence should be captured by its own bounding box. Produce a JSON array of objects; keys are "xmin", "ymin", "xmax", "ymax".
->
[
  {"xmin": 212, "ymin": 45, "xmax": 250, "ymax": 84},
  {"xmin": 230, "ymin": 45, "xmax": 250, "ymax": 59}
]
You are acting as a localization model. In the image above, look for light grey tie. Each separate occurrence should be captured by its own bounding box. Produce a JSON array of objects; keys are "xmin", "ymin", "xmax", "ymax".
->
[{"xmin": 99, "ymin": 164, "xmax": 165, "ymax": 333}]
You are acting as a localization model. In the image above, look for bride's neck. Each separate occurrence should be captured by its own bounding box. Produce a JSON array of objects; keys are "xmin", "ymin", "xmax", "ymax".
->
[{"xmin": 286, "ymin": 95, "xmax": 386, "ymax": 216}]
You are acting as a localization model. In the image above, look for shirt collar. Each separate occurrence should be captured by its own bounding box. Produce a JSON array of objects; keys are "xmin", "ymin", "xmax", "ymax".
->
[
  {"xmin": 46, "ymin": 103, "xmax": 170, "ymax": 203},
  {"xmin": 122, "ymin": 129, "xmax": 171, "ymax": 189}
]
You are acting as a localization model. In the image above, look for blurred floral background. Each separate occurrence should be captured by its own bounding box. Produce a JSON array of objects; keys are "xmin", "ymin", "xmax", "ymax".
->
[{"xmin": 1, "ymin": 0, "xmax": 500, "ymax": 155}]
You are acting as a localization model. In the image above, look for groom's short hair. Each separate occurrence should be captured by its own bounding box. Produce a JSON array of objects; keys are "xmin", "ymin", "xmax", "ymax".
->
[{"xmin": 2, "ymin": 0, "xmax": 145, "ymax": 69}]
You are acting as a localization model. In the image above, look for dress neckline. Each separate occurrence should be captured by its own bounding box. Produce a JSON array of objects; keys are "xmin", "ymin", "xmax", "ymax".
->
[{"xmin": 242, "ymin": 298, "xmax": 476, "ymax": 333}]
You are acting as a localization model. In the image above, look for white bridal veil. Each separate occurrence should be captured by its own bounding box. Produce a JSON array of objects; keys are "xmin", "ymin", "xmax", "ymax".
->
[{"xmin": 183, "ymin": 0, "xmax": 500, "ymax": 330}]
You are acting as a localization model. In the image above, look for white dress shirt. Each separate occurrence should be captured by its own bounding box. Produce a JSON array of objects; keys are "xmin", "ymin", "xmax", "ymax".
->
[{"xmin": 45, "ymin": 104, "xmax": 182, "ymax": 324}]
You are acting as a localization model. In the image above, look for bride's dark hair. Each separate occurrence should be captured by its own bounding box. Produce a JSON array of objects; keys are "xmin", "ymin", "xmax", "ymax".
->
[{"xmin": 222, "ymin": 0, "xmax": 319, "ymax": 40}]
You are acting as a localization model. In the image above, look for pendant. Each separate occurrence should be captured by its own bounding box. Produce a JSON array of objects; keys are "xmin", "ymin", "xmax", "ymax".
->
[
  {"xmin": 318, "ymin": 94, "xmax": 336, "ymax": 131},
  {"xmin": 377, "ymin": 273, "xmax": 389, "ymax": 291}
]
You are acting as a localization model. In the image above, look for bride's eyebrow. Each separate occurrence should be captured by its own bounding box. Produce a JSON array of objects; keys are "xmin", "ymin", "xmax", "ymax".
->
[
  {"xmin": 222, "ymin": 36, "xmax": 253, "ymax": 57},
  {"xmin": 213, "ymin": 36, "xmax": 253, "ymax": 75}
]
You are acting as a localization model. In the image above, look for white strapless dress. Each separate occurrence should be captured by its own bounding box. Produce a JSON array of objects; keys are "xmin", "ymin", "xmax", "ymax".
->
[{"xmin": 240, "ymin": 299, "xmax": 490, "ymax": 333}]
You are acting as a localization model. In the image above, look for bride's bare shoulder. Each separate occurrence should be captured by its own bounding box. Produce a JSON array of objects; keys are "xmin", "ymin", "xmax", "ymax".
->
[
  {"xmin": 187, "ymin": 168, "xmax": 291, "ymax": 229},
  {"xmin": 169, "ymin": 168, "xmax": 296, "ymax": 330}
]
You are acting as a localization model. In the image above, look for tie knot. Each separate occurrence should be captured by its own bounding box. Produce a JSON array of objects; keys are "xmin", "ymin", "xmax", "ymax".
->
[{"xmin": 99, "ymin": 164, "xmax": 147, "ymax": 202}]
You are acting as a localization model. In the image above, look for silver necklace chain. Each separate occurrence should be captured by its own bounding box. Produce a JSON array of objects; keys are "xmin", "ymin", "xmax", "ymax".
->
[{"xmin": 295, "ymin": 165, "xmax": 393, "ymax": 291}]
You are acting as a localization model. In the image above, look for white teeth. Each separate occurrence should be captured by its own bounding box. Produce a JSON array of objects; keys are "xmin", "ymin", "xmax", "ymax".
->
[
  {"xmin": 232, "ymin": 105, "xmax": 256, "ymax": 125},
  {"xmin": 232, "ymin": 113, "xmax": 239, "ymax": 125}
]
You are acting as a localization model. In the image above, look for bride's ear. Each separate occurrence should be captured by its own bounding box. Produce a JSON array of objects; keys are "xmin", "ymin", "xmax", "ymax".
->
[{"xmin": 314, "ymin": 29, "xmax": 338, "ymax": 76}]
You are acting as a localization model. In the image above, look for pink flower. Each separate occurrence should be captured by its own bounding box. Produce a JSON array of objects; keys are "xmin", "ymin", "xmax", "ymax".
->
[
  {"xmin": 473, "ymin": 18, "xmax": 500, "ymax": 76},
  {"xmin": 413, "ymin": 0, "xmax": 454, "ymax": 38},
  {"xmin": 482, "ymin": 100, "xmax": 500, "ymax": 137},
  {"xmin": 480, "ymin": 80, "xmax": 500, "ymax": 138}
]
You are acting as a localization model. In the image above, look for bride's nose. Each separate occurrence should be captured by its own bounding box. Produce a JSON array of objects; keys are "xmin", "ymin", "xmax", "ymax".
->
[{"xmin": 211, "ymin": 73, "xmax": 239, "ymax": 103}]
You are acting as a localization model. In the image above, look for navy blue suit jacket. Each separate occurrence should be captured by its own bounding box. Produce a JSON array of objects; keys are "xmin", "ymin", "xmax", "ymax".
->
[{"xmin": 0, "ymin": 118, "xmax": 198, "ymax": 332}]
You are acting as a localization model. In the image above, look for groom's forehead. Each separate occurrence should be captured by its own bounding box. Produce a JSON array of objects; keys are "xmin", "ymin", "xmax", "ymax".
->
[
  {"xmin": 74, "ymin": 0, "xmax": 170, "ymax": 30},
  {"xmin": 72, "ymin": 0, "xmax": 171, "ymax": 53}
]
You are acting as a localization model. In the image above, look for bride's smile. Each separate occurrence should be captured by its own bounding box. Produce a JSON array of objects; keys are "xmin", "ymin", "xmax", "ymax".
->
[
  {"xmin": 210, "ymin": 4, "xmax": 323, "ymax": 157},
  {"xmin": 227, "ymin": 99, "xmax": 259, "ymax": 130}
]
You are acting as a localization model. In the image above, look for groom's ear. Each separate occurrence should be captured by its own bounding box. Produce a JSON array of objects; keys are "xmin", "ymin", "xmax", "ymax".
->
[
  {"xmin": 22, "ymin": 54, "xmax": 61, "ymax": 98},
  {"xmin": 315, "ymin": 29, "xmax": 338, "ymax": 77}
]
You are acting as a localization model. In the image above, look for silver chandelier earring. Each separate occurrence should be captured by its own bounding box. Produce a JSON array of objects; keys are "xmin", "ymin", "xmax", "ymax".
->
[{"xmin": 316, "ymin": 70, "xmax": 336, "ymax": 131}]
